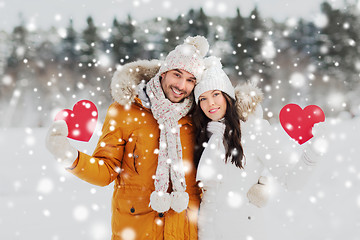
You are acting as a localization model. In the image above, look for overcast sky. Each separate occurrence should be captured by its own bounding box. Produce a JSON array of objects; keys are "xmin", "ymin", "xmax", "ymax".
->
[{"xmin": 0, "ymin": 0, "xmax": 348, "ymax": 31}]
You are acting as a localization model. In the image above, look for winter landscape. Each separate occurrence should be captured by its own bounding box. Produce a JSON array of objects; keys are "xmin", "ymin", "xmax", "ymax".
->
[
  {"xmin": 1, "ymin": 0, "xmax": 360, "ymax": 239},
  {"xmin": 1, "ymin": 117, "xmax": 360, "ymax": 239}
]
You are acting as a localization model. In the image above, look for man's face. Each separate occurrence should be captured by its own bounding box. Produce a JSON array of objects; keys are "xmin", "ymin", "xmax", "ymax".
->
[{"xmin": 160, "ymin": 69, "xmax": 196, "ymax": 103}]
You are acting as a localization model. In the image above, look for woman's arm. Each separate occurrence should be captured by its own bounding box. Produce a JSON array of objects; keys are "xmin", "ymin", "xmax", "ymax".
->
[{"xmin": 247, "ymin": 106, "xmax": 325, "ymax": 191}]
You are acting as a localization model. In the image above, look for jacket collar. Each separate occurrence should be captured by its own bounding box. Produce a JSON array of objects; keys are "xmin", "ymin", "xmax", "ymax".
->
[{"xmin": 111, "ymin": 59, "xmax": 162, "ymax": 106}]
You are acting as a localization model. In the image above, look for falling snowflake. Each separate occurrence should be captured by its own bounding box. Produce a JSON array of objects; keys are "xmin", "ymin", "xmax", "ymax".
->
[
  {"xmin": 73, "ymin": 205, "xmax": 89, "ymax": 222},
  {"xmin": 36, "ymin": 178, "xmax": 54, "ymax": 194}
]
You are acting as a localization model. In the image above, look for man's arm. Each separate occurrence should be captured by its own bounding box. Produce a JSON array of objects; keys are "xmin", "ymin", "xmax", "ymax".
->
[{"xmin": 47, "ymin": 103, "xmax": 127, "ymax": 187}]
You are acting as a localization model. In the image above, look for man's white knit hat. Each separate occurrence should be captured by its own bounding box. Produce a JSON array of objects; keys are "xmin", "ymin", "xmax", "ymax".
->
[
  {"xmin": 158, "ymin": 36, "xmax": 209, "ymax": 81},
  {"xmin": 194, "ymin": 56, "xmax": 235, "ymax": 103}
]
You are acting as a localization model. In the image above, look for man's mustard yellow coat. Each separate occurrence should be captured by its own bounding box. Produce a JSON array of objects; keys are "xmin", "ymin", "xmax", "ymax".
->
[{"xmin": 68, "ymin": 60, "xmax": 201, "ymax": 240}]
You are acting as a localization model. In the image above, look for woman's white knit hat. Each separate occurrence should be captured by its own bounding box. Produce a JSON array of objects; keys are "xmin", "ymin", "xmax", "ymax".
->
[
  {"xmin": 158, "ymin": 36, "xmax": 209, "ymax": 81},
  {"xmin": 194, "ymin": 56, "xmax": 235, "ymax": 103}
]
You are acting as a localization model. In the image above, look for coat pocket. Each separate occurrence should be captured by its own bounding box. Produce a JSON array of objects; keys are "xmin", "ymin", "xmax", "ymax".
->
[
  {"xmin": 112, "ymin": 195, "xmax": 158, "ymax": 239},
  {"xmin": 116, "ymin": 196, "xmax": 153, "ymax": 216}
]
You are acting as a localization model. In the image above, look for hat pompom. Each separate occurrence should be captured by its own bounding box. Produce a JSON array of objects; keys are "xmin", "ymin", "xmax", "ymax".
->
[
  {"xmin": 170, "ymin": 191, "xmax": 189, "ymax": 213},
  {"xmin": 150, "ymin": 191, "xmax": 171, "ymax": 213},
  {"xmin": 204, "ymin": 56, "xmax": 222, "ymax": 69},
  {"xmin": 185, "ymin": 36, "xmax": 209, "ymax": 58}
]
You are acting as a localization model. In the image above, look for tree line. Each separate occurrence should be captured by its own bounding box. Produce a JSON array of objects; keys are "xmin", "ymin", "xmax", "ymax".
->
[{"xmin": 1, "ymin": 1, "xmax": 360, "ymax": 127}]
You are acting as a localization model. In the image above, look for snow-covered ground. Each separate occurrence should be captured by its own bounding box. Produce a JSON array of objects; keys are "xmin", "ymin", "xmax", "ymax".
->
[{"xmin": 1, "ymin": 117, "xmax": 360, "ymax": 240}]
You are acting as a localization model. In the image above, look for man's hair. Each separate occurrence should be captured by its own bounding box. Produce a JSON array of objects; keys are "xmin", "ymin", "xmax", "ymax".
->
[{"xmin": 193, "ymin": 92, "xmax": 245, "ymax": 169}]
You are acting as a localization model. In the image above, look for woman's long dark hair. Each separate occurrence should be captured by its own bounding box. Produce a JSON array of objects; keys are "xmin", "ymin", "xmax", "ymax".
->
[{"xmin": 193, "ymin": 92, "xmax": 245, "ymax": 169}]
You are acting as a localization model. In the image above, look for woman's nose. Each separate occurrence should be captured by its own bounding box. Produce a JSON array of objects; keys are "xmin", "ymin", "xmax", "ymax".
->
[{"xmin": 208, "ymin": 98, "xmax": 215, "ymax": 106}]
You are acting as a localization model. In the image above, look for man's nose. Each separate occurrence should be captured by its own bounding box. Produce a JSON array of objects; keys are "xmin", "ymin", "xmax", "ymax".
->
[{"xmin": 176, "ymin": 78, "xmax": 186, "ymax": 90}]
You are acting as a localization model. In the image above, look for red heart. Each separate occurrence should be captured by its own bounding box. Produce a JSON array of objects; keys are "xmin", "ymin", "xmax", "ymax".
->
[
  {"xmin": 54, "ymin": 100, "xmax": 98, "ymax": 142},
  {"xmin": 279, "ymin": 104, "xmax": 325, "ymax": 145}
]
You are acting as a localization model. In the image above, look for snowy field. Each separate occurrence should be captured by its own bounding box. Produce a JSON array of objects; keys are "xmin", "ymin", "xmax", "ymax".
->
[{"xmin": 1, "ymin": 116, "xmax": 360, "ymax": 240}]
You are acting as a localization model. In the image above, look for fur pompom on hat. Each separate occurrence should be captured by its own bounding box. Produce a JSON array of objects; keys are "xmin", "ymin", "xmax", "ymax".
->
[
  {"xmin": 194, "ymin": 56, "xmax": 235, "ymax": 103},
  {"xmin": 158, "ymin": 35, "xmax": 209, "ymax": 81}
]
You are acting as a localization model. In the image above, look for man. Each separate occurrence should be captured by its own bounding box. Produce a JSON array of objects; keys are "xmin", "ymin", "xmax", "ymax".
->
[{"xmin": 46, "ymin": 36, "xmax": 209, "ymax": 239}]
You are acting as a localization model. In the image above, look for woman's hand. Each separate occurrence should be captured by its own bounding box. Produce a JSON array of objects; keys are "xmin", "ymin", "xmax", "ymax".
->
[{"xmin": 247, "ymin": 176, "xmax": 272, "ymax": 208}]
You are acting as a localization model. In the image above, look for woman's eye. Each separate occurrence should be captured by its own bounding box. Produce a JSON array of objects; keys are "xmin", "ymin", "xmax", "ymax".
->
[
  {"xmin": 199, "ymin": 98, "xmax": 206, "ymax": 102},
  {"xmin": 214, "ymin": 93, "xmax": 219, "ymax": 97}
]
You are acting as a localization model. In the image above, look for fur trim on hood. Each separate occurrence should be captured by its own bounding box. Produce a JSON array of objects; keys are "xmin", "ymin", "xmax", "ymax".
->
[
  {"xmin": 111, "ymin": 59, "xmax": 161, "ymax": 106},
  {"xmin": 235, "ymin": 81, "xmax": 264, "ymax": 121},
  {"xmin": 110, "ymin": 60, "xmax": 264, "ymax": 120}
]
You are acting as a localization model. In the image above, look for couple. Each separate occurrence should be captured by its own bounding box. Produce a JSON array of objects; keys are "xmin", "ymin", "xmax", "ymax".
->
[{"xmin": 46, "ymin": 36, "xmax": 322, "ymax": 240}]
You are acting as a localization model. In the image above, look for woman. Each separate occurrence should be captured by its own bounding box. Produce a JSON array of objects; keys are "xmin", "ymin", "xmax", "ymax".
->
[{"xmin": 193, "ymin": 57, "xmax": 323, "ymax": 240}]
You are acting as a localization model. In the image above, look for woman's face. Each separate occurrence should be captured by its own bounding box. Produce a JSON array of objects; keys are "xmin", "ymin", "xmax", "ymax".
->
[{"xmin": 198, "ymin": 90, "xmax": 227, "ymax": 121}]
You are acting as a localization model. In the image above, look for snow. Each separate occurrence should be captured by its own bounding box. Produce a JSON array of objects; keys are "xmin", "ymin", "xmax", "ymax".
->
[
  {"xmin": 0, "ymin": 127, "xmax": 113, "ymax": 240},
  {"xmin": 313, "ymin": 13, "xmax": 329, "ymax": 29},
  {"xmin": 289, "ymin": 72, "xmax": 307, "ymax": 88},
  {"xmin": 1, "ymin": 116, "xmax": 359, "ymax": 239}
]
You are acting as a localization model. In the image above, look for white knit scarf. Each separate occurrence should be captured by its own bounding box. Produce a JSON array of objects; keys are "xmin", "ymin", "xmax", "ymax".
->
[
  {"xmin": 196, "ymin": 121, "xmax": 226, "ymax": 186},
  {"xmin": 146, "ymin": 73, "xmax": 193, "ymax": 213}
]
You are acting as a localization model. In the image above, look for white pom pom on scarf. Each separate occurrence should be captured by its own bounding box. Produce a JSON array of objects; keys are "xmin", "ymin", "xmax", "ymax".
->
[
  {"xmin": 149, "ymin": 191, "xmax": 171, "ymax": 213},
  {"xmin": 170, "ymin": 191, "xmax": 189, "ymax": 213}
]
